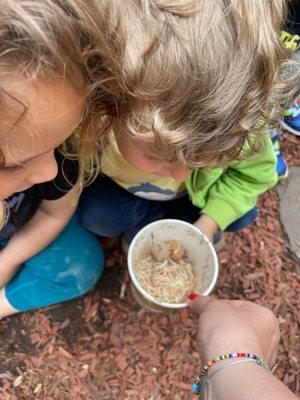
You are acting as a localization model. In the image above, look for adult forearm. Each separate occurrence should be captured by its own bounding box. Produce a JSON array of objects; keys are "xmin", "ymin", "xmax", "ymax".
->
[
  {"xmin": 188, "ymin": 296, "xmax": 297, "ymax": 400},
  {"xmin": 208, "ymin": 361, "xmax": 297, "ymax": 400}
]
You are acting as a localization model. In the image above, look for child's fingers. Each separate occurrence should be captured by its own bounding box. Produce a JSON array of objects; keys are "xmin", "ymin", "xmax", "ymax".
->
[{"xmin": 187, "ymin": 293, "xmax": 214, "ymax": 315}]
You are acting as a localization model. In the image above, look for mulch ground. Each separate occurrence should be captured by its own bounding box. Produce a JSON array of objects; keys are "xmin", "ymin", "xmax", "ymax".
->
[{"xmin": 0, "ymin": 133, "xmax": 299, "ymax": 400}]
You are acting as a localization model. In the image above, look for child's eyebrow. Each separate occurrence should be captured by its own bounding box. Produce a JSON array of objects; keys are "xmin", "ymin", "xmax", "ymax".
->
[{"xmin": 4, "ymin": 149, "xmax": 53, "ymax": 168}]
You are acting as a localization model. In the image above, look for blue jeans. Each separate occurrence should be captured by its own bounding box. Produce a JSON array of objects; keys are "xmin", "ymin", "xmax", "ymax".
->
[
  {"xmin": 3, "ymin": 214, "xmax": 104, "ymax": 312},
  {"xmin": 79, "ymin": 176, "xmax": 258, "ymax": 242}
]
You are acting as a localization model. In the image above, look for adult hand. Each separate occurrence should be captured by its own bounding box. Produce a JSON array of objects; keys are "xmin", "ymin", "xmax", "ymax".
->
[{"xmin": 187, "ymin": 295, "xmax": 280, "ymax": 366}]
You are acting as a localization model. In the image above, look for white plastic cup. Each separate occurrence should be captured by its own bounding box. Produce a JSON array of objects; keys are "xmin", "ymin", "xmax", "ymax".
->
[{"xmin": 128, "ymin": 219, "xmax": 219, "ymax": 312}]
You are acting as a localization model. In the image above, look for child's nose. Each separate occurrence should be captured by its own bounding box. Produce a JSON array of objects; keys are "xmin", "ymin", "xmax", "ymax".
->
[
  {"xmin": 26, "ymin": 154, "xmax": 58, "ymax": 185},
  {"xmin": 170, "ymin": 165, "xmax": 192, "ymax": 182}
]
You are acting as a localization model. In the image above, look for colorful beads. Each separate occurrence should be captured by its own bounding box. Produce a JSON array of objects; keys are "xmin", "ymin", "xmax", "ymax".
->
[
  {"xmin": 194, "ymin": 358, "xmax": 272, "ymax": 397},
  {"xmin": 192, "ymin": 352, "xmax": 269, "ymax": 395},
  {"xmin": 192, "ymin": 382, "xmax": 200, "ymax": 394}
]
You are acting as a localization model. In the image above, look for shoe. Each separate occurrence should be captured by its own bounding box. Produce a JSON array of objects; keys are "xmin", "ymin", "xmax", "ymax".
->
[
  {"xmin": 280, "ymin": 98, "xmax": 300, "ymax": 136},
  {"xmin": 271, "ymin": 133, "xmax": 289, "ymax": 179}
]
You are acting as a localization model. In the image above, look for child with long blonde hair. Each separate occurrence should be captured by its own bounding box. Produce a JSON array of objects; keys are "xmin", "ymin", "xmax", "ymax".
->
[{"xmin": 0, "ymin": 0, "xmax": 121, "ymax": 317}]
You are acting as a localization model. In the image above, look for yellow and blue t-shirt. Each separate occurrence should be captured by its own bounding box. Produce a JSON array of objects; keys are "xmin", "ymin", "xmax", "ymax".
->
[
  {"xmin": 101, "ymin": 132, "xmax": 277, "ymax": 231},
  {"xmin": 101, "ymin": 132, "xmax": 186, "ymax": 201}
]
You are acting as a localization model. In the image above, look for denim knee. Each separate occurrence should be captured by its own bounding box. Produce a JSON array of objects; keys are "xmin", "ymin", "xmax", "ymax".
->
[
  {"xmin": 79, "ymin": 179, "xmax": 165, "ymax": 237},
  {"xmin": 78, "ymin": 203, "xmax": 125, "ymax": 237}
]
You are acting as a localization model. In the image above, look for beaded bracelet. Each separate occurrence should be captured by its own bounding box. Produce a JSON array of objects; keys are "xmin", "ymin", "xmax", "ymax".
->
[
  {"xmin": 192, "ymin": 353, "xmax": 270, "ymax": 395},
  {"xmin": 199, "ymin": 358, "xmax": 271, "ymax": 400}
]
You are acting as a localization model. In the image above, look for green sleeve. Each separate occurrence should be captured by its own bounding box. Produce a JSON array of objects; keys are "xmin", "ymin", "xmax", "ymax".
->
[{"xmin": 186, "ymin": 135, "xmax": 278, "ymax": 230}]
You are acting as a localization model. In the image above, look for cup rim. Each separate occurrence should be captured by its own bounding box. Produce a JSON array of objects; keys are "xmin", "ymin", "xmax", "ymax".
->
[{"xmin": 127, "ymin": 219, "xmax": 219, "ymax": 309}]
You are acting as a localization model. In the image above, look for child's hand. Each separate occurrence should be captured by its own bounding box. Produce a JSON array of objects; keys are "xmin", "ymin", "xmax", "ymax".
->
[
  {"xmin": 188, "ymin": 295, "xmax": 279, "ymax": 366},
  {"xmin": 194, "ymin": 214, "xmax": 218, "ymax": 243}
]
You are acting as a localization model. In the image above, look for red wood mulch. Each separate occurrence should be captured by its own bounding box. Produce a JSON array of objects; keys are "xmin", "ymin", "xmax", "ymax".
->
[{"xmin": 0, "ymin": 133, "xmax": 299, "ymax": 400}]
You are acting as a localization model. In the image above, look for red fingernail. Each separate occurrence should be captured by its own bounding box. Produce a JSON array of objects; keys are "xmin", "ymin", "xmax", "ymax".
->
[{"xmin": 188, "ymin": 292, "xmax": 199, "ymax": 301}]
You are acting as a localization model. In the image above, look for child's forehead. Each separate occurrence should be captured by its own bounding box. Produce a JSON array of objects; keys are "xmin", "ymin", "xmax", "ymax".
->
[
  {"xmin": 119, "ymin": 132, "xmax": 177, "ymax": 161},
  {"xmin": 0, "ymin": 76, "xmax": 84, "ymax": 163}
]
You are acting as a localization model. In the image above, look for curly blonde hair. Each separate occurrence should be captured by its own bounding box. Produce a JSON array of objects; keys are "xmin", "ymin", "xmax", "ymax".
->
[{"xmin": 98, "ymin": 0, "xmax": 298, "ymax": 167}]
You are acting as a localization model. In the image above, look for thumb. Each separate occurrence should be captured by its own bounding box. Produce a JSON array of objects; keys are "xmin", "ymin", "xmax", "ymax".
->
[{"xmin": 187, "ymin": 293, "xmax": 214, "ymax": 315}]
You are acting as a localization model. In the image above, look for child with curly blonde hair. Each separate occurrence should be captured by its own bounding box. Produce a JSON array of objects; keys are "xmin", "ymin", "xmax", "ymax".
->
[{"xmin": 79, "ymin": 0, "xmax": 297, "ymax": 247}]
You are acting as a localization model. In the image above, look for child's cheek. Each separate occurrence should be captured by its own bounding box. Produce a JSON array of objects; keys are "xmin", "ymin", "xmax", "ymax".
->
[{"xmin": 0, "ymin": 174, "xmax": 26, "ymax": 200}]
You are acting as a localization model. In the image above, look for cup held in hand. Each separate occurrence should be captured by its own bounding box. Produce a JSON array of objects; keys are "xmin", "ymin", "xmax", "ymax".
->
[{"xmin": 128, "ymin": 219, "xmax": 219, "ymax": 312}]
